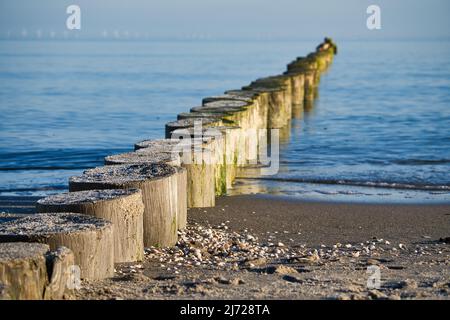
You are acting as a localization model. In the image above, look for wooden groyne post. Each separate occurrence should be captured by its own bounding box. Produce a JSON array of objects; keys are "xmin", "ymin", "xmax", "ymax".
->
[
  {"xmin": 0, "ymin": 213, "xmax": 114, "ymax": 280},
  {"xmin": 69, "ymin": 163, "xmax": 180, "ymax": 248},
  {"xmin": 36, "ymin": 189, "xmax": 145, "ymax": 263},
  {"xmin": 104, "ymin": 151, "xmax": 187, "ymax": 230},
  {"xmin": 0, "ymin": 242, "xmax": 75, "ymax": 300},
  {"xmin": 134, "ymin": 138, "xmax": 216, "ymax": 208}
]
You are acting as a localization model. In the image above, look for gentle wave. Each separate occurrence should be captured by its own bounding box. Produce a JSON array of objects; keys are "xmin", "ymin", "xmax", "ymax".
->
[
  {"xmin": 242, "ymin": 177, "xmax": 450, "ymax": 191},
  {"xmin": 280, "ymin": 158, "xmax": 450, "ymax": 166},
  {"xmin": 0, "ymin": 148, "xmax": 126, "ymax": 172},
  {"xmin": 391, "ymin": 158, "xmax": 450, "ymax": 166},
  {"xmin": 0, "ymin": 185, "xmax": 68, "ymax": 193},
  {"xmin": 0, "ymin": 166, "xmax": 95, "ymax": 171}
]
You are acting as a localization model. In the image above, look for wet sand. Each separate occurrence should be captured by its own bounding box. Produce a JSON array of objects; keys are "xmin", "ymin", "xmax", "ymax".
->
[
  {"xmin": 1, "ymin": 195, "xmax": 449, "ymax": 299},
  {"xmin": 190, "ymin": 195, "xmax": 450, "ymax": 248}
]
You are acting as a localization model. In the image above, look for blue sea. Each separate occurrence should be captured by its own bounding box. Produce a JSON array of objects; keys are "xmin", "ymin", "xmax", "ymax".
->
[{"xmin": 0, "ymin": 39, "xmax": 449, "ymax": 203}]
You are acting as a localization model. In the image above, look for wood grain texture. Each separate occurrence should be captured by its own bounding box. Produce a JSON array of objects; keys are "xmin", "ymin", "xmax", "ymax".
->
[
  {"xmin": 0, "ymin": 242, "xmax": 49, "ymax": 300},
  {"xmin": 43, "ymin": 246, "xmax": 75, "ymax": 300},
  {"xmin": 184, "ymin": 146, "xmax": 215, "ymax": 208},
  {"xmin": 69, "ymin": 164, "xmax": 179, "ymax": 247},
  {"xmin": 0, "ymin": 242, "xmax": 75, "ymax": 300},
  {"xmin": 36, "ymin": 189, "xmax": 145, "ymax": 263},
  {"xmin": 133, "ymin": 138, "xmax": 215, "ymax": 209},
  {"xmin": 104, "ymin": 151, "xmax": 187, "ymax": 232},
  {"xmin": 0, "ymin": 213, "xmax": 114, "ymax": 280},
  {"xmin": 175, "ymin": 166, "xmax": 187, "ymax": 229}
]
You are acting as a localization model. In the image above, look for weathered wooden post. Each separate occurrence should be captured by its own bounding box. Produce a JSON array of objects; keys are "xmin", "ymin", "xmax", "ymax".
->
[
  {"xmin": 250, "ymin": 76, "xmax": 293, "ymax": 120},
  {"xmin": 0, "ymin": 213, "xmax": 114, "ymax": 280},
  {"xmin": 171, "ymin": 130, "xmax": 223, "ymax": 197},
  {"xmin": 304, "ymin": 70, "xmax": 318, "ymax": 101},
  {"xmin": 0, "ymin": 242, "xmax": 75, "ymax": 300},
  {"xmin": 223, "ymin": 89, "xmax": 270, "ymax": 157},
  {"xmin": 285, "ymin": 57, "xmax": 319, "ymax": 102},
  {"xmin": 191, "ymin": 101, "xmax": 263, "ymax": 165},
  {"xmin": 134, "ymin": 138, "xmax": 215, "ymax": 208},
  {"xmin": 169, "ymin": 129, "xmax": 225, "ymax": 196},
  {"xmin": 173, "ymin": 126, "xmax": 240, "ymax": 192},
  {"xmin": 202, "ymin": 135, "xmax": 226, "ymax": 196},
  {"xmin": 202, "ymin": 93, "xmax": 254, "ymax": 104},
  {"xmin": 104, "ymin": 151, "xmax": 187, "ymax": 230},
  {"xmin": 190, "ymin": 102, "xmax": 250, "ymax": 130},
  {"xmin": 224, "ymin": 89, "xmax": 270, "ymax": 130},
  {"xmin": 249, "ymin": 75, "xmax": 294, "ymax": 124},
  {"xmin": 69, "ymin": 163, "xmax": 179, "ymax": 247},
  {"xmin": 0, "ymin": 242, "xmax": 49, "ymax": 300},
  {"xmin": 43, "ymin": 246, "xmax": 76, "ymax": 300},
  {"xmin": 36, "ymin": 189, "xmax": 145, "ymax": 263},
  {"xmin": 283, "ymin": 65, "xmax": 308, "ymax": 116},
  {"xmin": 209, "ymin": 126, "xmax": 242, "ymax": 188},
  {"xmin": 201, "ymin": 94, "xmax": 269, "ymax": 133},
  {"xmin": 185, "ymin": 145, "xmax": 215, "ymax": 208},
  {"xmin": 242, "ymin": 85, "xmax": 286, "ymax": 129},
  {"xmin": 288, "ymin": 73, "xmax": 305, "ymax": 107}
]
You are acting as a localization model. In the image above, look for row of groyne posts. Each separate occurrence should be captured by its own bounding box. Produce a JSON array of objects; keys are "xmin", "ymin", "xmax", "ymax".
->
[{"xmin": 0, "ymin": 39, "xmax": 337, "ymax": 299}]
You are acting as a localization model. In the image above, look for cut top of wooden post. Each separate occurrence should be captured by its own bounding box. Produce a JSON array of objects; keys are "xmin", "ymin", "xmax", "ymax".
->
[
  {"xmin": 0, "ymin": 242, "xmax": 49, "ymax": 262},
  {"xmin": 36, "ymin": 188, "xmax": 141, "ymax": 206},
  {"xmin": 225, "ymin": 89, "xmax": 271, "ymax": 111},
  {"xmin": 105, "ymin": 149, "xmax": 181, "ymax": 167},
  {"xmin": 202, "ymin": 94, "xmax": 254, "ymax": 104},
  {"xmin": 286, "ymin": 56, "xmax": 318, "ymax": 73},
  {"xmin": 190, "ymin": 105, "xmax": 244, "ymax": 114},
  {"xmin": 171, "ymin": 126, "xmax": 235, "ymax": 139},
  {"xmin": 241, "ymin": 84, "xmax": 284, "ymax": 94},
  {"xmin": 249, "ymin": 75, "xmax": 292, "ymax": 90},
  {"xmin": 133, "ymin": 138, "xmax": 205, "ymax": 165},
  {"xmin": 177, "ymin": 112, "xmax": 229, "ymax": 121},
  {"xmin": 69, "ymin": 163, "xmax": 176, "ymax": 189},
  {"xmin": 0, "ymin": 212, "xmax": 112, "ymax": 237},
  {"xmin": 201, "ymin": 99, "xmax": 251, "ymax": 109},
  {"xmin": 134, "ymin": 138, "xmax": 186, "ymax": 151},
  {"xmin": 224, "ymin": 89, "xmax": 261, "ymax": 100}
]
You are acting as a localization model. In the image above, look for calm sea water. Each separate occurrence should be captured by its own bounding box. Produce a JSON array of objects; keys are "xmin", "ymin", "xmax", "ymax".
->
[{"xmin": 0, "ymin": 39, "xmax": 449, "ymax": 203}]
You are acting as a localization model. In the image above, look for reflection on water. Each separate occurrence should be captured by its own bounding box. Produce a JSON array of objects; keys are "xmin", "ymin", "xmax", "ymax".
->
[
  {"xmin": 278, "ymin": 122, "xmax": 292, "ymax": 144},
  {"xmin": 227, "ymin": 178, "xmax": 450, "ymax": 204},
  {"xmin": 291, "ymin": 104, "xmax": 304, "ymax": 120},
  {"xmin": 303, "ymin": 98, "xmax": 315, "ymax": 113}
]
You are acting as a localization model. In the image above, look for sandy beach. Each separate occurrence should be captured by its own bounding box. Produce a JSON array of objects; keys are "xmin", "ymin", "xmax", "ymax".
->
[
  {"xmin": 4, "ymin": 194, "xmax": 447, "ymax": 300},
  {"xmin": 1, "ymin": 195, "xmax": 449, "ymax": 299},
  {"xmin": 190, "ymin": 195, "xmax": 450, "ymax": 248}
]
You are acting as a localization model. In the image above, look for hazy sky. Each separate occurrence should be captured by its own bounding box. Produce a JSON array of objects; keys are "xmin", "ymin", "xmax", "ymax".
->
[{"xmin": 1, "ymin": 0, "xmax": 449, "ymax": 40}]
